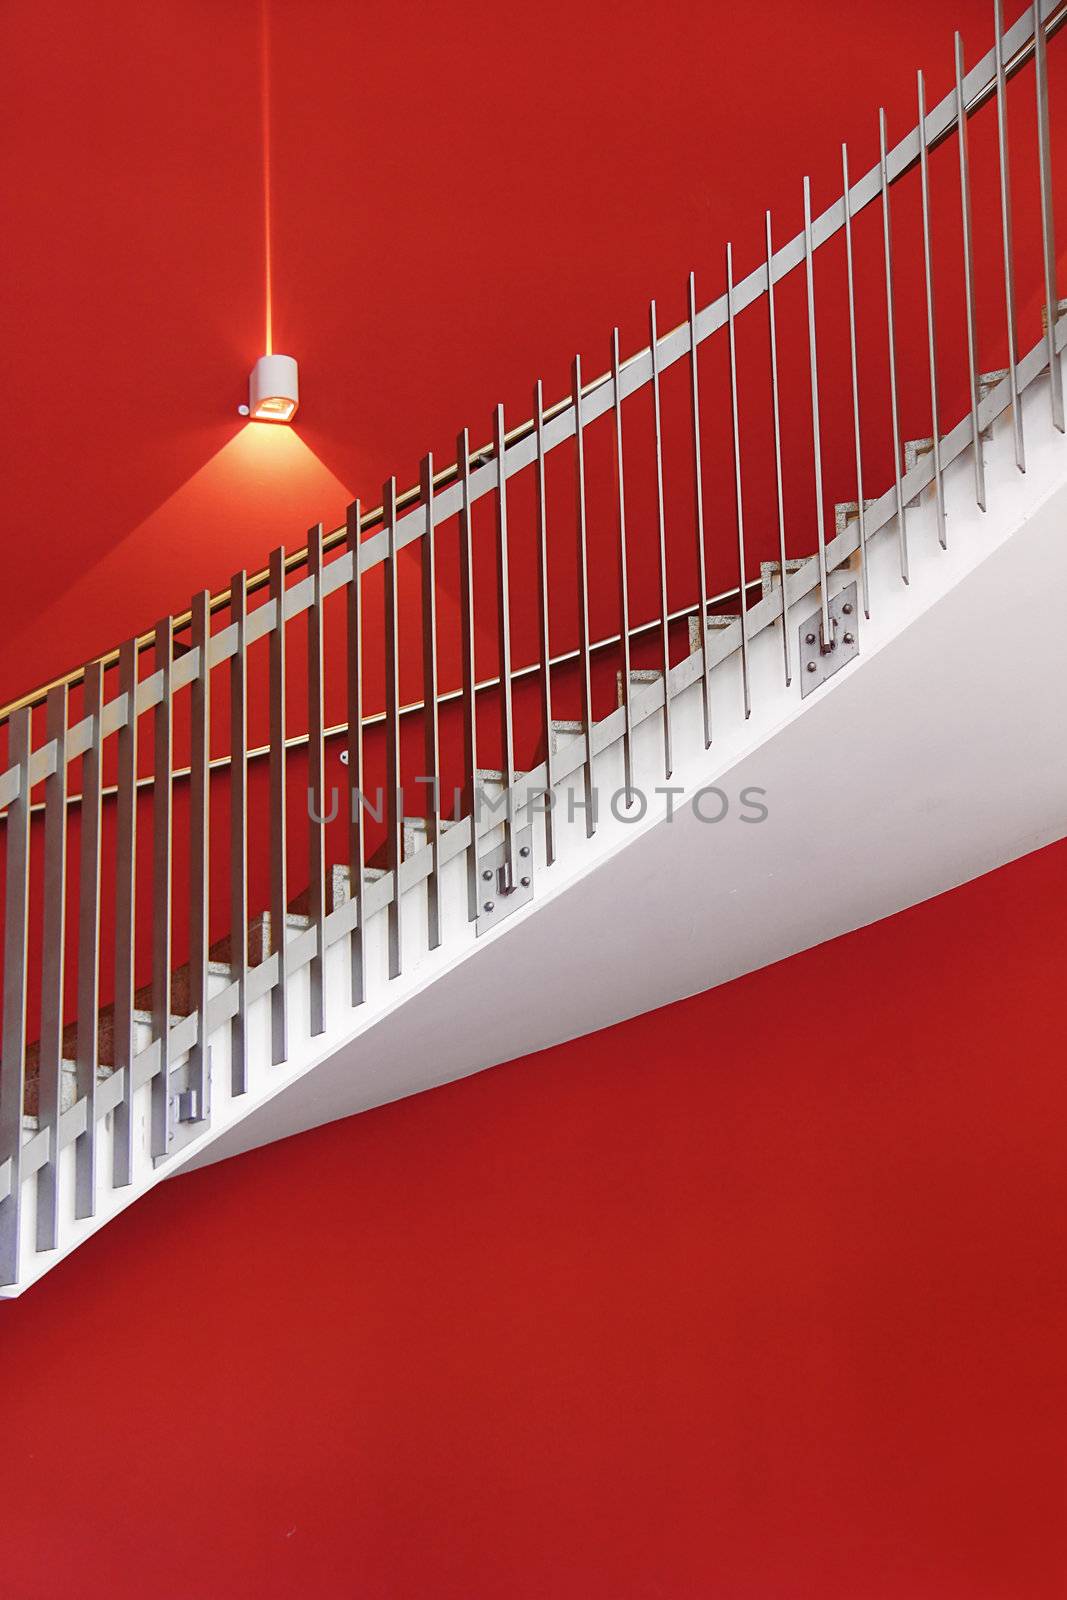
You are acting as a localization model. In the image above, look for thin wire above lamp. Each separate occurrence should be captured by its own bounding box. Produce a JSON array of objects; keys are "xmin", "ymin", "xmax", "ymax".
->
[{"xmin": 237, "ymin": 0, "xmax": 299, "ymax": 424}]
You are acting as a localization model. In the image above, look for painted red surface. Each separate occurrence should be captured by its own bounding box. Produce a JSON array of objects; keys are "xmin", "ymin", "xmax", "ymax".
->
[
  {"xmin": 2, "ymin": 11, "xmax": 1065, "ymax": 1588},
  {"xmin": 0, "ymin": 839, "xmax": 1064, "ymax": 1597},
  {"xmin": 5, "ymin": 0, "xmax": 1065, "ymax": 1030},
  {"xmin": 1, "ymin": 0, "xmax": 1057, "ymax": 712}
]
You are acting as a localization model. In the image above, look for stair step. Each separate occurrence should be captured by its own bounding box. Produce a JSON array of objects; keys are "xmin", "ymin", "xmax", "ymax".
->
[
  {"xmin": 834, "ymin": 500, "xmax": 877, "ymax": 536},
  {"xmin": 23, "ymin": 1062, "xmax": 117, "ymax": 1120},
  {"xmin": 402, "ymin": 814, "xmax": 461, "ymax": 857},
  {"xmin": 300, "ymin": 861, "xmax": 388, "ymax": 905},
  {"xmin": 550, "ymin": 719, "xmax": 585, "ymax": 753},
  {"xmin": 759, "ymin": 558, "xmax": 808, "ymax": 600},
  {"xmin": 283, "ymin": 862, "xmax": 351, "ymax": 920},
  {"xmin": 363, "ymin": 772, "xmax": 520, "ymax": 874},
  {"xmin": 977, "ymin": 368, "xmax": 1009, "ymax": 441},
  {"xmin": 903, "ymin": 438, "xmax": 934, "ymax": 508},
  {"xmin": 686, "ymin": 614, "xmax": 738, "ymax": 654},
  {"xmin": 616, "ymin": 667, "xmax": 664, "ymax": 708}
]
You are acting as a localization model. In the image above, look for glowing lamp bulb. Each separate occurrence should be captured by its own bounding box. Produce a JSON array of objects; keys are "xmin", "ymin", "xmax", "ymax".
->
[{"xmin": 240, "ymin": 353, "xmax": 299, "ymax": 422}]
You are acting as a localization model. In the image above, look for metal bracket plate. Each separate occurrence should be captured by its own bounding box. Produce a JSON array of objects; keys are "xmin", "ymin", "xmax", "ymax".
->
[
  {"xmin": 799, "ymin": 581, "xmax": 860, "ymax": 698},
  {"xmin": 476, "ymin": 824, "xmax": 534, "ymax": 936},
  {"xmin": 153, "ymin": 1048, "xmax": 212, "ymax": 1169}
]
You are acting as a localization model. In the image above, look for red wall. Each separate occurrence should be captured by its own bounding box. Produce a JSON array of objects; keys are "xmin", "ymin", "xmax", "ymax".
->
[
  {"xmin": 7, "ymin": 0, "xmax": 1066, "ymax": 1020},
  {"xmin": 3, "ymin": 11, "xmax": 1065, "ymax": 1590},
  {"xmin": 0, "ymin": 0, "xmax": 1045, "ymax": 712},
  {"xmin": 8, "ymin": 0, "xmax": 1066, "ymax": 1031},
  {"xmin": 0, "ymin": 839, "xmax": 1064, "ymax": 1597}
]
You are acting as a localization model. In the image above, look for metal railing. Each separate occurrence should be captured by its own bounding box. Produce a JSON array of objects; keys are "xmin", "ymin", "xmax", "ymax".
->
[{"xmin": 0, "ymin": 0, "xmax": 1063, "ymax": 1287}]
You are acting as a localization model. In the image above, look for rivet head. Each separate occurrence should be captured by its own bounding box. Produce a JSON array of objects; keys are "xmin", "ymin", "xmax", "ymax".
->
[
  {"xmin": 843, "ymin": 632, "xmax": 854, "ymax": 645},
  {"xmin": 483, "ymin": 900, "xmax": 495, "ymax": 913},
  {"xmin": 521, "ymin": 875, "xmax": 531, "ymax": 888},
  {"xmin": 842, "ymin": 602, "xmax": 853, "ymax": 615},
  {"xmin": 806, "ymin": 661, "xmax": 818, "ymax": 674},
  {"xmin": 482, "ymin": 869, "xmax": 493, "ymax": 881},
  {"xmin": 805, "ymin": 632, "xmax": 816, "ymax": 645},
  {"xmin": 519, "ymin": 845, "xmax": 530, "ymax": 858}
]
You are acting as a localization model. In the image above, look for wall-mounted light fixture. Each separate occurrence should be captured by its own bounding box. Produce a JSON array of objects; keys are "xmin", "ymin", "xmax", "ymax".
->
[{"xmin": 238, "ymin": 353, "xmax": 299, "ymax": 422}]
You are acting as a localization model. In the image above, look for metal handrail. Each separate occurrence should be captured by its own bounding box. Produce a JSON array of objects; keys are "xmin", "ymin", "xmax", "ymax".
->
[
  {"xmin": 0, "ymin": 0, "xmax": 1062, "ymax": 732},
  {"xmin": 16, "ymin": 577, "xmax": 767, "ymax": 816}
]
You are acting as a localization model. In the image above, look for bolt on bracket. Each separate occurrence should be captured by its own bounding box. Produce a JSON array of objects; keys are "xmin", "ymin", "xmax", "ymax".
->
[
  {"xmin": 799, "ymin": 581, "xmax": 860, "ymax": 698},
  {"xmin": 476, "ymin": 824, "xmax": 535, "ymax": 936}
]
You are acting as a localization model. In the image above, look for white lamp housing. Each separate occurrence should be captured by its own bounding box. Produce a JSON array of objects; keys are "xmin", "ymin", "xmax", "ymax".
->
[{"xmin": 245, "ymin": 353, "xmax": 299, "ymax": 422}]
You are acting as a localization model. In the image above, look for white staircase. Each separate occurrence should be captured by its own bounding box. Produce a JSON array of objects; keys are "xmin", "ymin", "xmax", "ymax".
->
[{"xmin": 2, "ymin": 0, "xmax": 1066, "ymax": 1296}]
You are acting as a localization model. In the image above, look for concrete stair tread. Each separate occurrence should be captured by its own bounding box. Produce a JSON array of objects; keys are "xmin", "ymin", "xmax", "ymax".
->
[
  {"xmin": 550, "ymin": 719, "xmax": 586, "ymax": 753},
  {"xmin": 686, "ymin": 613, "xmax": 740, "ymax": 653},
  {"xmin": 23, "ymin": 1062, "xmax": 118, "ymax": 1120},
  {"xmin": 904, "ymin": 437, "xmax": 935, "ymax": 507},
  {"xmin": 759, "ymin": 557, "xmax": 809, "ymax": 601},
  {"xmin": 401, "ymin": 814, "xmax": 462, "ymax": 857},
  {"xmin": 834, "ymin": 500, "xmax": 877, "ymax": 535},
  {"xmin": 616, "ymin": 667, "xmax": 667, "ymax": 708}
]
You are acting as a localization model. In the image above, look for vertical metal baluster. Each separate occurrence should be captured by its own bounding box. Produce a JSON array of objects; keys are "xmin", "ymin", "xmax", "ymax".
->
[
  {"xmin": 268, "ymin": 549, "xmax": 288, "ymax": 1065},
  {"xmin": 74, "ymin": 662, "xmax": 103, "ymax": 1217},
  {"xmin": 188, "ymin": 592, "xmax": 210, "ymax": 1120},
  {"xmin": 307, "ymin": 526, "xmax": 326, "ymax": 1034},
  {"xmin": 0, "ymin": 707, "xmax": 31, "ymax": 1286},
  {"xmin": 995, "ymin": 0, "xmax": 1025, "ymax": 472},
  {"xmin": 607, "ymin": 344, "xmax": 633, "ymax": 800},
  {"xmin": 765, "ymin": 215, "xmax": 792, "ymax": 678},
  {"xmin": 112, "ymin": 643, "xmax": 137, "ymax": 1185},
  {"xmin": 457, "ymin": 430, "xmax": 480, "ymax": 918},
  {"xmin": 880, "ymin": 108, "xmax": 910, "ymax": 584},
  {"xmin": 421, "ymin": 454, "xmax": 441, "ymax": 947},
  {"xmin": 534, "ymin": 380, "xmax": 557, "ymax": 860},
  {"xmin": 841, "ymin": 152, "xmax": 871, "ymax": 618},
  {"xmin": 151, "ymin": 621, "xmax": 173, "ymax": 1157},
  {"xmin": 1035, "ymin": 0, "xmax": 1064, "ymax": 431},
  {"xmin": 37, "ymin": 685, "xmax": 68, "ymax": 1244},
  {"xmin": 725, "ymin": 246, "xmax": 752, "ymax": 719},
  {"xmin": 802, "ymin": 179, "xmax": 832, "ymax": 647},
  {"xmin": 493, "ymin": 407, "xmax": 519, "ymax": 888},
  {"xmin": 955, "ymin": 33, "xmax": 987, "ymax": 512},
  {"xmin": 611, "ymin": 334, "xmax": 634, "ymax": 787},
  {"xmin": 230, "ymin": 572, "xmax": 249, "ymax": 1093},
  {"xmin": 918, "ymin": 72, "xmax": 947, "ymax": 550},
  {"xmin": 572, "ymin": 355, "xmax": 597, "ymax": 827},
  {"xmin": 688, "ymin": 273, "xmax": 712, "ymax": 744},
  {"xmin": 384, "ymin": 478, "xmax": 404, "ymax": 976},
  {"xmin": 345, "ymin": 502, "xmax": 367, "ymax": 1002},
  {"xmin": 648, "ymin": 306, "xmax": 674, "ymax": 773}
]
